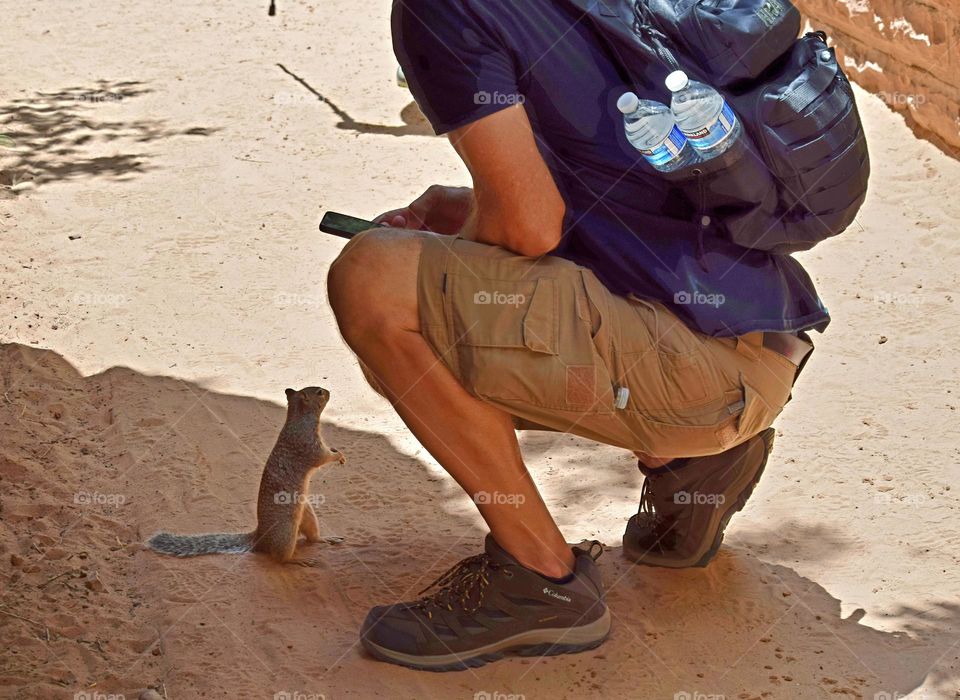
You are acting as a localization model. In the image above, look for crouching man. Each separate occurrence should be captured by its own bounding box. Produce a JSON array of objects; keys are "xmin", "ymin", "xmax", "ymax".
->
[{"xmin": 327, "ymin": 0, "xmax": 822, "ymax": 671}]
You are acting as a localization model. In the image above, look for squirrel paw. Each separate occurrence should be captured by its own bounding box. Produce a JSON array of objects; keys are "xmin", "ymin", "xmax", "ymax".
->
[{"xmin": 322, "ymin": 536, "xmax": 345, "ymax": 545}]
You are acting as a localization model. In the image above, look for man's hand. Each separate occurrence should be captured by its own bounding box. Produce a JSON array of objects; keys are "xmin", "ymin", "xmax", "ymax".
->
[
  {"xmin": 373, "ymin": 185, "xmax": 474, "ymax": 234},
  {"xmin": 451, "ymin": 104, "xmax": 566, "ymax": 257}
]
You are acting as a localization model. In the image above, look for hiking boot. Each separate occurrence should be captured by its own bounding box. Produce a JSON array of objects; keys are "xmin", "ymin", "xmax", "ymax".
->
[
  {"xmin": 360, "ymin": 535, "xmax": 611, "ymax": 671},
  {"xmin": 623, "ymin": 428, "xmax": 775, "ymax": 568}
]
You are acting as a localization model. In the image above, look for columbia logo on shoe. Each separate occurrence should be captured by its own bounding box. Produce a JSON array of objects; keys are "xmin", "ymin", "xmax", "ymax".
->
[
  {"xmin": 674, "ymin": 490, "xmax": 725, "ymax": 507},
  {"xmin": 542, "ymin": 587, "xmax": 572, "ymax": 603}
]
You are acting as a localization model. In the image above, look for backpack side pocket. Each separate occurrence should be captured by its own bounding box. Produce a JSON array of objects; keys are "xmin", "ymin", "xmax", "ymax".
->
[{"xmin": 751, "ymin": 34, "xmax": 871, "ymax": 253}]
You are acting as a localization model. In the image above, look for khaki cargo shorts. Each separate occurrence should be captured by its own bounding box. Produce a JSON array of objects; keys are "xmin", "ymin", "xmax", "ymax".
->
[{"xmin": 418, "ymin": 235, "xmax": 807, "ymax": 459}]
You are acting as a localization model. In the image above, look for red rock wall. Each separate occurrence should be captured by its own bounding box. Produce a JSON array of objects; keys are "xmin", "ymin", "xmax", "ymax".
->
[{"xmin": 795, "ymin": 0, "xmax": 960, "ymax": 157}]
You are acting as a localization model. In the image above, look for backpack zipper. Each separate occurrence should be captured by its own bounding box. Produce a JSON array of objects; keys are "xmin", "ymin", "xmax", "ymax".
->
[{"xmin": 632, "ymin": 1, "xmax": 681, "ymax": 71}]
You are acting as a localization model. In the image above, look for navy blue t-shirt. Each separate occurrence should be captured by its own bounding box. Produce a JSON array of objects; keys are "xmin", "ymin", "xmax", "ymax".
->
[{"xmin": 392, "ymin": 0, "xmax": 830, "ymax": 337}]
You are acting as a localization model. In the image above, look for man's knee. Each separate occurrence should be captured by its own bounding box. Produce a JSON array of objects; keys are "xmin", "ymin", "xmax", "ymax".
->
[{"xmin": 327, "ymin": 227, "xmax": 423, "ymax": 343}]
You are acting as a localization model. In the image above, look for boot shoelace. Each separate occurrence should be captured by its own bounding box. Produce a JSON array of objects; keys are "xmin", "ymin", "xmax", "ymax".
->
[
  {"xmin": 637, "ymin": 478, "xmax": 660, "ymax": 526},
  {"xmin": 413, "ymin": 553, "xmax": 503, "ymax": 619}
]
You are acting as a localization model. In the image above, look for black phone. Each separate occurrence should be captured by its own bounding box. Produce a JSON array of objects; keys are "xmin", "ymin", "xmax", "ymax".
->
[{"xmin": 319, "ymin": 211, "xmax": 377, "ymax": 239}]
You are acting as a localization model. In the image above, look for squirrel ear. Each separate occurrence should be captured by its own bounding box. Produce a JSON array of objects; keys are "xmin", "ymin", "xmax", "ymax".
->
[{"xmin": 285, "ymin": 388, "xmax": 296, "ymax": 399}]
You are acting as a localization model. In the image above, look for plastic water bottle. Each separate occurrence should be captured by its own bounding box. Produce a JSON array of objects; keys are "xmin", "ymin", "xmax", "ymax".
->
[
  {"xmin": 617, "ymin": 92, "xmax": 698, "ymax": 173},
  {"xmin": 665, "ymin": 71, "xmax": 742, "ymax": 160}
]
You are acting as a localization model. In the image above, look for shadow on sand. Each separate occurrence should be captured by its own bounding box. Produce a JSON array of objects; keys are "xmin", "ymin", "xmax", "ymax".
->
[
  {"xmin": 0, "ymin": 343, "xmax": 956, "ymax": 698},
  {"xmin": 0, "ymin": 80, "xmax": 216, "ymax": 195},
  {"xmin": 276, "ymin": 63, "xmax": 435, "ymax": 137}
]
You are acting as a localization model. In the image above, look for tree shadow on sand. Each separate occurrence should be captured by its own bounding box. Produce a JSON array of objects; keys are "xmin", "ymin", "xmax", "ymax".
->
[
  {"xmin": 0, "ymin": 80, "xmax": 217, "ymax": 196},
  {"xmin": 0, "ymin": 343, "xmax": 956, "ymax": 698}
]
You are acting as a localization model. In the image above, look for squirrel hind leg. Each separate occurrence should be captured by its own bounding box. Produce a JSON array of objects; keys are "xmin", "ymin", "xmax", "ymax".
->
[
  {"xmin": 298, "ymin": 505, "xmax": 322, "ymax": 543},
  {"xmin": 299, "ymin": 503, "xmax": 344, "ymax": 545}
]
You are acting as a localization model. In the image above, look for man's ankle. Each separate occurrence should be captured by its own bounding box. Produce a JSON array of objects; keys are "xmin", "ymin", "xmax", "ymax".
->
[{"xmin": 504, "ymin": 543, "xmax": 575, "ymax": 580}]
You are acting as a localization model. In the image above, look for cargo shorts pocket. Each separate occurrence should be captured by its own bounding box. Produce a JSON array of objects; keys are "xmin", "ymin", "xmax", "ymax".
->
[
  {"xmin": 444, "ymin": 272, "xmax": 614, "ymax": 414},
  {"xmin": 723, "ymin": 374, "xmax": 783, "ymax": 447},
  {"xmin": 611, "ymin": 297, "xmax": 726, "ymax": 416}
]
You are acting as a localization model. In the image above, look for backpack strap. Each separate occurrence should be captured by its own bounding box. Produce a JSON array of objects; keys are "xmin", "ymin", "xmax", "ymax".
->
[{"xmin": 780, "ymin": 47, "xmax": 837, "ymax": 113}]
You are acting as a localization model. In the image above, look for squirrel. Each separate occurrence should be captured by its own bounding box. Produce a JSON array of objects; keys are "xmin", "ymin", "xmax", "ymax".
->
[{"xmin": 147, "ymin": 386, "xmax": 345, "ymax": 563}]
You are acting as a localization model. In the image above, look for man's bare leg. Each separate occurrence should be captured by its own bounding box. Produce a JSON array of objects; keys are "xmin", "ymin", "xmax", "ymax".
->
[{"xmin": 327, "ymin": 228, "xmax": 574, "ymax": 579}]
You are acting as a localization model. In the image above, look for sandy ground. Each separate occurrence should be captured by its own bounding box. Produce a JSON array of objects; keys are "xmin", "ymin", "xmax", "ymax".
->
[{"xmin": 1, "ymin": 1, "xmax": 959, "ymax": 698}]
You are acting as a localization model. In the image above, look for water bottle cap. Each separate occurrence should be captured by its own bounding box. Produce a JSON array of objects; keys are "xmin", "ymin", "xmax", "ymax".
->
[
  {"xmin": 616, "ymin": 92, "xmax": 640, "ymax": 114},
  {"xmin": 665, "ymin": 70, "xmax": 689, "ymax": 93}
]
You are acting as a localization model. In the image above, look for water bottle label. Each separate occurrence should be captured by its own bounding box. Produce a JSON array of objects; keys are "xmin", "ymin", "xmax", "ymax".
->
[
  {"xmin": 639, "ymin": 125, "xmax": 688, "ymax": 168},
  {"xmin": 684, "ymin": 101, "xmax": 737, "ymax": 150}
]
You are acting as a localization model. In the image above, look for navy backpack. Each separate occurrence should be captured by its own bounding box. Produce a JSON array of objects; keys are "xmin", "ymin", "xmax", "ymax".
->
[{"xmin": 568, "ymin": 0, "xmax": 871, "ymax": 255}]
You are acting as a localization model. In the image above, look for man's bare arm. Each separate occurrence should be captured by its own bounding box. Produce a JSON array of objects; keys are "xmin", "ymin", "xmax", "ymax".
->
[{"xmin": 450, "ymin": 104, "xmax": 566, "ymax": 257}]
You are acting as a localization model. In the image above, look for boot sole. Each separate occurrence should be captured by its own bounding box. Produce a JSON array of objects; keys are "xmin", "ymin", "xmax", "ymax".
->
[
  {"xmin": 623, "ymin": 428, "xmax": 775, "ymax": 569},
  {"xmin": 361, "ymin": 607, "xmax": 611, "ymax": 672}
]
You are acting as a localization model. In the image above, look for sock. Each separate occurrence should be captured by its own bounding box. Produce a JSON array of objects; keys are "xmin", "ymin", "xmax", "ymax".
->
[{"xmin": 640, "ymin": 457, "xmax": 690, "ymax": 476}]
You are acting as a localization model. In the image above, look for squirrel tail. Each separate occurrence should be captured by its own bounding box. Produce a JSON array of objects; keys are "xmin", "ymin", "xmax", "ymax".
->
[{"xmin": 146, "ymin": 531, "xmax": 255, "ymax": 557}]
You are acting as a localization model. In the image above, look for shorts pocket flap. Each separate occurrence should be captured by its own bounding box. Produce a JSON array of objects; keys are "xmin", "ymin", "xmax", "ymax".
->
[
  {"xmin": 522, "ymin": 278, "xmax": 558, "ymax": 355},
  {"xmin": 449, "ymin": 275, "xmax": 538, "ymax": 350}
]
